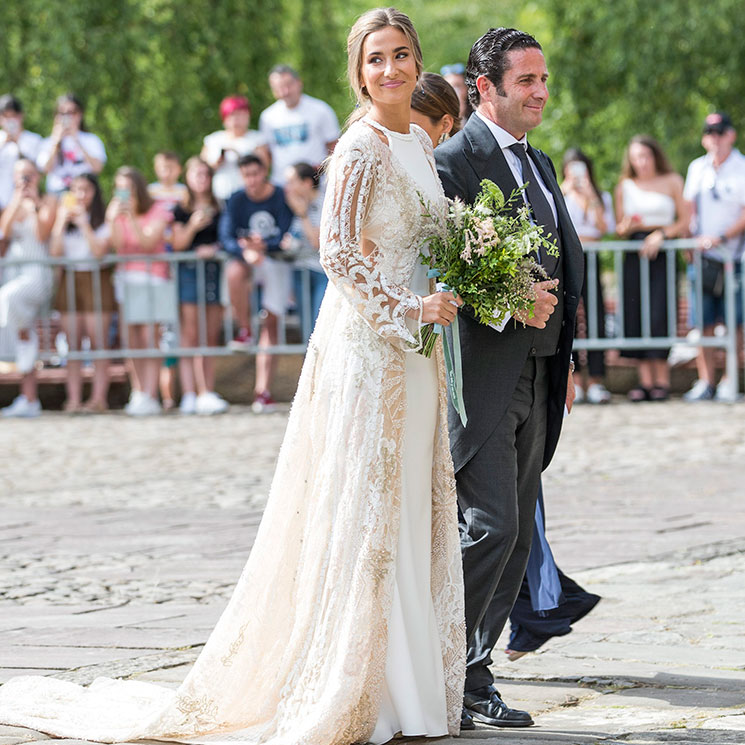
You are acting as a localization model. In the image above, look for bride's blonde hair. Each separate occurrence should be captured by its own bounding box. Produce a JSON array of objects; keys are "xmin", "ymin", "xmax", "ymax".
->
[{"xmin": 346, "ymin": 7, "xmax": 423, "ymax": 126}]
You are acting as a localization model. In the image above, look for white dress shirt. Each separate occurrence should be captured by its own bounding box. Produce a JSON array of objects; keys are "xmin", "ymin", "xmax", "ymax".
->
[
  {"xmin": 475, "ymin": 112, "xmax": 558, "ymax": 224},
  {"xmin": 475, "ymin": 112, "xmax": 559, "ymax": 331}
]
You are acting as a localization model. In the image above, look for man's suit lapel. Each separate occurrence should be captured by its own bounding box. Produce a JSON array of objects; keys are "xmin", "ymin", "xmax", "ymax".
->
[{"xmin": 463, "ymin": 115, "xmax": 521, "ymax": 216}]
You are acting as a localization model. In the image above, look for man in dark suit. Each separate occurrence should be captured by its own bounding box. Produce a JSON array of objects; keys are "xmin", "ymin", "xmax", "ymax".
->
[{"xmin": 435, "ymin": 28, "xmax": 584, "ymax": 729}]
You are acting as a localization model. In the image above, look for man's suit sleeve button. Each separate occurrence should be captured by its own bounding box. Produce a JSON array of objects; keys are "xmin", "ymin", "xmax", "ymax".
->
[
  {"xmin": 529, "ymin": 346, "xmax": 537, "ymax": 356},
  {"xmin": 561, "ymin": 320, "xmax": 566, "ymax": 327}
]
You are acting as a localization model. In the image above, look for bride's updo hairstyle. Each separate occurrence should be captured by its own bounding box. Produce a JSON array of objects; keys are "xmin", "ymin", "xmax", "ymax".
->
[{"xmin": 346, "ymin": 7, "xmax": 423, "ymax": 125}]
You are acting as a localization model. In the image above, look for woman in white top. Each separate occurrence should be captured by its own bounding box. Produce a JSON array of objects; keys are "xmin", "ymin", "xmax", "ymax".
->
[
  {"xmin": 561, "ymin": 148, "xmax": 615, "ymax": 404},
  {"xmin": 0, "ymin": 159, "xmax": 56, "ymax": 417},
  {"xmin": 37, "ymin": 94, "xmax": 106, "ymax": 195},
  {"xmin": 50, "ymin": 173, "xmax": 112, "ymax": 413},
  {"xmin": 201, "ymin": 95, "xmax": 271, "ymax": 202},
  {"xmin": 0, "ymin": 8, "xmax": 466, "ymax": 745},
  {"xmin": 615, "ymin": 135, "xmax": 688, "ymax": 401}
]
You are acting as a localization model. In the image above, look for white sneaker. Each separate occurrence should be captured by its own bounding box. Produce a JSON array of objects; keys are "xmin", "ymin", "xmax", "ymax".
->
[
  {"xmin": 15, "ymin": 331, "xmax": 39, "ymax": 374},
  {"xmin": 715, "ymin": 377, "xmax": 738, "ymax": 402},
  {"xmin": 586, "ymin": 382, "xmax": 611, "ymax": 404},
  {"xmin": 179, "ymin": 391, "xmax": 198, "ymax": 415},
  {"xmin": 124, "ymin": 390, "xmax": 146, "ymax": 414},
  {"xmin": 1, "ymin": 394, "xmax": 41, "ymax": 418},
  {"xmin": 574, "ymin": 383, "xmax": 585, "ymax": 404},
  {"xmin": 195, "ymin": 391, "xmax": 229, "ymax": 415},
  {"xmin": 126, "ymin": 393, "xmax": 162, "ymax": 416},
  {"xmin": 683, "ymin": 379, "xmax": 715, "ymax": 402}
]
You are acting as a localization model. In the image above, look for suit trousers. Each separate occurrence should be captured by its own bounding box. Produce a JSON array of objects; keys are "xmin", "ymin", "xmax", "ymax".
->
[{"xmin": 457, "ymin": 355, "xmax": 549, "ymax": 692}]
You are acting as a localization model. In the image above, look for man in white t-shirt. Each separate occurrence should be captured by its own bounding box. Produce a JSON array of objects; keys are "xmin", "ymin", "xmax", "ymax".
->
[
  {"xmin": 0, "ymin": 95, "xmax": 42, "ymax": 210},
  {"xmin": 259, "ymin": 65, "xmax": 340, "ymax": 186},
  {"xmin": 683, "ymin": 112, "xmax": 745, "ymax": 401}
]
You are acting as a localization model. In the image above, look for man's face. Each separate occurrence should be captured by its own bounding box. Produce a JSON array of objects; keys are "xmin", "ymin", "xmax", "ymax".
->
[
  {"xmin": 478, "ymin": 47, "xmax": 548, "ymax": 139},
  {"xmin": 241, "ymin": 163, "xmax": 267, "ymax": 198},
  {"xmin": 269, "ymin": 73, "xmax": 303, "ymax": 108},
  {"xmin": 702, "ymin": 129, "xmax": 736, "ymax": 160}
]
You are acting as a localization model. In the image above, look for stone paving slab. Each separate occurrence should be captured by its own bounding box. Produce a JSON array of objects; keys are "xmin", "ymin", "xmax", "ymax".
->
[{"xmin": 0, "ymin": 402, "xmax": 744, "ymax": 743}]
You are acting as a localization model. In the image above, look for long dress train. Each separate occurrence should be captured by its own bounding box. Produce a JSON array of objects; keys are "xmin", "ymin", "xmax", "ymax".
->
[{"xmin": 0, "ymin": 120, "xmax": 465, "ymax": 745}]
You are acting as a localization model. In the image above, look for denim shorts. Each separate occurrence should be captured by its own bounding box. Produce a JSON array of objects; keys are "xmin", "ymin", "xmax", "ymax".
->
[{"xmin": 178, "ymin": 261, "xmax": 221, "ymax": 305}]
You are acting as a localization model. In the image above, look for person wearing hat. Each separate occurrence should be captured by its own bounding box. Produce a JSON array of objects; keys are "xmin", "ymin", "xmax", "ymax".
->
[
  {"xmin": 201, "ymin": 95, "xmax": 270, "ymax": 202},
  {"xmin": 683, "ymin": 112, "xmax": 745, "ymax": 401}
]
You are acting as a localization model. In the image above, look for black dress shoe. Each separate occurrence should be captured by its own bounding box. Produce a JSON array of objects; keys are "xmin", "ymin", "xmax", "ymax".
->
[
  {"xmin": 464, "ymin": 686, "xmax": 534, "ymax": 728},
  {"xmin": 461, "ymin": 706, "xmax": 476, "ymax": 731}
]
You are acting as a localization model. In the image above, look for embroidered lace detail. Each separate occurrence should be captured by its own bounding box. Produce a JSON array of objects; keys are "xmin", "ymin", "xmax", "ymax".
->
[{"xmin": 0, "ymin": 119, "xmax": 465, "ymax": 743}]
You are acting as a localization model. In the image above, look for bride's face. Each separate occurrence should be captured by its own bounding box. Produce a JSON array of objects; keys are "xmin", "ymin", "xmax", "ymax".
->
[{"xmin": 360, "ymin": 26, "xmax": 418, "ymax": 108}]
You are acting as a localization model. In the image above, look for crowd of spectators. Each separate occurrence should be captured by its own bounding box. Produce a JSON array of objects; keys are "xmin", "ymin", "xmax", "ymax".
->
[
  {"xmin": 0, "ymin": 65, "xmax": 340, "ymax": 417},
  {"xmin": 1, "ymin": 63, "xmax": 745, "ymax": 417}
]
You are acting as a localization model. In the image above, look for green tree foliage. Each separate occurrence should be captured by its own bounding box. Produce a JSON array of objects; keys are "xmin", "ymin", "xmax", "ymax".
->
[
  {"xmin": 541, "ymin": 0, "xmax": 745, "ymax": 187},
  {"xmin": 1, "ymin": 0, "xmax": 742, "ymax": 196}
]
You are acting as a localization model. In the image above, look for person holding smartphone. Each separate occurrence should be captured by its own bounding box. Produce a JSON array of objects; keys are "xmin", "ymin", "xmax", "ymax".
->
[
  {"xmin": 0, "ymin": 159, "xmax": 56, "ymax": 417},
  {"xmin": 201, "ymin": 95, "xmax": 270, "ymax": 202},
  {"xmin": 107, "ymin": 166, "xmax": 172, "ymax": 416},
  {"xmin": 50, "ymin": 173, "xmax": 113, "ymax": 413},
  {"xmin": 171, "ymin": 156, "xmax": 228, "ymax": 416},
  {"xmin": 36, "ymin": 94, "xmax": 106, "ymax": 195},
  {"xmin": 0, "ymin": 95, "xmax": 43, "ymax": 211},
  {"xmin": 561, "ymin": 148, "xmax": 615, "ymax": 404}
]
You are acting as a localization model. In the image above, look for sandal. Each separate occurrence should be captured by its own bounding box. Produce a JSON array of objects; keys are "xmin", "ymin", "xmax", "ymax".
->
[
  {"xmin": 627, "ymin": 386, "xmax": 651, "ymax": 402},
  {"xmin": 649, "ymin": 386, "xmax": 670, "ymax": 402}
]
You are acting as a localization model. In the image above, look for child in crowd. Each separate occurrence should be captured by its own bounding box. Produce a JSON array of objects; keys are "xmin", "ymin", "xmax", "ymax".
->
[
  {"xmin": 171, "ymin": 156, "xmax": 228, "ymax": 415},
  {"xmin": 148, "ymin": 151, "xmax": 188, "ymax": 211},
  {"xmin": 148, "ymin": 151, "xmax": 187, "ymax": 410},
  {"xmin": 107, "ymin": 166, "xmax": 173, "ymax": 416},
  {"xmin": 50, "ymin": 173, "xmax": 113, "ymax": 413}
]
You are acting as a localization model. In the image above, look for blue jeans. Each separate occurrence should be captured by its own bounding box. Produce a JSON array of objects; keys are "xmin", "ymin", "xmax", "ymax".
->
[{"xmin": 293, "ymin": 268, "xmax": 328, "ymax": 342}]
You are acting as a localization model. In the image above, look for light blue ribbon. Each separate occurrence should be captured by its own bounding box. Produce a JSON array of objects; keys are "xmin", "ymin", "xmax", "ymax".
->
[{"xmin": 427, "ymin": 268, "xmax": 468, "ymax": 427}]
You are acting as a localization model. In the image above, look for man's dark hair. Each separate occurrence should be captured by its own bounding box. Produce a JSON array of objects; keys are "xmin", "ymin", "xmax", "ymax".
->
[
  {"xmin": 269, "ymin": 64, "xmax": 300, "ymax": 80},
  {"xmin": 0, "ymin": 94, "xmax": 23, "ymax": 114},
  {"xmin": 238, "ymin": 153, "xmax": 265, "ymax": 170},
  {"xmin": 465, "ymin": 28, "xmax": 542, "ymax": 108}
]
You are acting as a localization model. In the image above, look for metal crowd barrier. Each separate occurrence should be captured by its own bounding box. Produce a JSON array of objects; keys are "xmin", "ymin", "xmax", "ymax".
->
[
  {"xmin": 0, "ymin": 252, "xmax": 315, "ymax": 364},
  {"xmin": 576, "ymin": 239, "xmax": 740, "ymax": 401}
]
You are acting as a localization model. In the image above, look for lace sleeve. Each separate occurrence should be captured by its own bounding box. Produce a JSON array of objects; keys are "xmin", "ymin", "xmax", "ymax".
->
[{"xmin": 320, "ymin": 134, "xmax": 423, "ymax": 349}]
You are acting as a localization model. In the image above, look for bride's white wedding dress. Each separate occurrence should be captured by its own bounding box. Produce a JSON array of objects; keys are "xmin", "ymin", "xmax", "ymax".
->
[{"xmin": 0, "ymin": 119, "xmax": 465, "ymax": 745}]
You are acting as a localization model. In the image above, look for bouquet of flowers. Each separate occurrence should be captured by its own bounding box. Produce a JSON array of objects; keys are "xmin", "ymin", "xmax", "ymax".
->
[{"xmin": 419, "ymin": 178, "xmax": 560, "ymax": 425}]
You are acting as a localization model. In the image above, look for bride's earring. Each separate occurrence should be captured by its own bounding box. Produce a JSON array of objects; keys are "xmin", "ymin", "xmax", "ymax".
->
[{"xmin": 438, "ymin": 132, "xmax": 449, "ymax": 145}]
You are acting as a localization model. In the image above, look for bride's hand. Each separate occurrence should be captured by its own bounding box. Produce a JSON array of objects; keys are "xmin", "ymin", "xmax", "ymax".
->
[{"xmin": 418, "ymin": 291, "xmax": 463, "ymax": 326}]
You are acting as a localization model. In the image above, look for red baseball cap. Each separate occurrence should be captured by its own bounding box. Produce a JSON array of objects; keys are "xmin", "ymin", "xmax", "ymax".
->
[{"xmin": 220, "ymin": 96, "xmax": 250, "ymax": 120}]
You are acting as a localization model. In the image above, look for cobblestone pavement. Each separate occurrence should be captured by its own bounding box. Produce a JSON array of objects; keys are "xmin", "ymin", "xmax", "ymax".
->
[{"xmin": 1, "ymin": 401, "xmax": 744, "ymax": 744}]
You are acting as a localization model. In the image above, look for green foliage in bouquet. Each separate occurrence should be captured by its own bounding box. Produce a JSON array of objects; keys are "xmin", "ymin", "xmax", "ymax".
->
[{"xmin": 423, "ymin": 178, "xmax": 560, "ymax": 328}]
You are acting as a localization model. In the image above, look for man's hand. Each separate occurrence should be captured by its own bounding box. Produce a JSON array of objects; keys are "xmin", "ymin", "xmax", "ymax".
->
[
  {"xmin": 515, "ymin": 279, "xmax": 559, "ymax": 328},
  {"xmin": 565, "ymin": 367, "xmax": 576, "ymax": 413}
]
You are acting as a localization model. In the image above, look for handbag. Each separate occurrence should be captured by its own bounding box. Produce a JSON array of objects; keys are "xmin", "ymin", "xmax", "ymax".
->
[{"xmin": 701, "ymin": 255, "xmax": 724, "ymax": 298}]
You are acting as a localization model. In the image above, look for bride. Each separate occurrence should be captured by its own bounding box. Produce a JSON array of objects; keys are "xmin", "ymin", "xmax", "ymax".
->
[{"xmin": 0, "ymin": 7, "xmax": 466, "ymax": 745}]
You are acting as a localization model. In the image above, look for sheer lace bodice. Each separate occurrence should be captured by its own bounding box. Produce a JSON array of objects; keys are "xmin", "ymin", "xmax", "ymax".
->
[{"xmin": 0, "ymin": 120, "xmax": 466, "ymax": 745}]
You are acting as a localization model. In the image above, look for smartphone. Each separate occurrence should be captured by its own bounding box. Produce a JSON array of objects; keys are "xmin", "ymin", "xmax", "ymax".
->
[
  {"xmin": 60, "ymin": 114, "xmax": 73, "ymax": 129},
  {"xmin": 62, "ymin": 191, "xmax": 77, "ymax": 209},
  {"xmin": 568, "ymin": 161, "xmax": 587, "ymax": 181},
  {"xmin": 115, "ymin": 188, "xmax": 131, "ymax": 202}
]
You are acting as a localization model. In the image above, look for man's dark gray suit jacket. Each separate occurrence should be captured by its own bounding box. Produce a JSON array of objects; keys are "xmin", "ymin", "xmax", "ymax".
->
[{"xmin": 435, "ymin": 114, "xmax": 584, "ymax": 473}]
